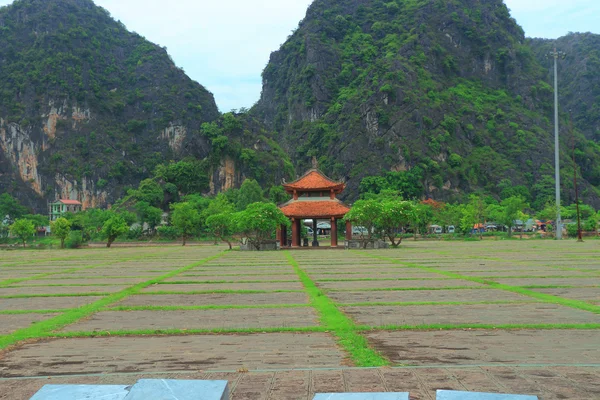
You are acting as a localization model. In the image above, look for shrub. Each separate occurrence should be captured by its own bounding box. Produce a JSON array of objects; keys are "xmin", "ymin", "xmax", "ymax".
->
[
  {"xmin": 157, "ymin": 225, "xmax": 179, "ymax": 240},
  {"xmin": 65, "ymin": 231, "xmax": 84, "ymax": 249}
]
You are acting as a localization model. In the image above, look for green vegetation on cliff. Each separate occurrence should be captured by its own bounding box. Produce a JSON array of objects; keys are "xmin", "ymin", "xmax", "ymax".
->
[{"xmin": 254, "ymin": 0, "xmax": 600, "ymax": 207}]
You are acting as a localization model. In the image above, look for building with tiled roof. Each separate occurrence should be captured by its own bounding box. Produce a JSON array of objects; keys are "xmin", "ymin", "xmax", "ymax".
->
[
  {"xmin": 49, "ymin": 199, "xmax": 83, "ymax": 221},
  {"xmin": 278, "ymin": 161, "xmax": 352, "ymax": 248}
]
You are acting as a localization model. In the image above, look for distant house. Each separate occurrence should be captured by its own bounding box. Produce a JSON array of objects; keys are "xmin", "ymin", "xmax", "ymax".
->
[{"xmin": 49, "ymin": 199, "xmax": 83, "ymax": 221}]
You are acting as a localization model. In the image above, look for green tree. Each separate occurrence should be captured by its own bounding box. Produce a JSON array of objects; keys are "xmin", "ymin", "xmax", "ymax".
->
[
  {"xmin": 376, "ymin": 200, "xmax": 414, "ymax": 247},
  {"xmin": 488, "ymin": 196, "xmax": 528, "ymax": 237},
  {"xmin": 234, "ymin": 202, "xmax": 289, "ymax": 250},
  {"xmin": 51, "ymin": 217, "xmax": 72, "ymax": 248},
  {"xmin": 410, "ymin": 202, "xmax": 434, "ymax": 240},
  {"xmin": 268, "ymin": 185, "xmax": 290, "ymax": 204},
  {"xmin": 129, "ymin": 179, "xmax": 164, "ymax": 207},
  {"xmin": 134, "ymin": 201, "xmax": 163, "ymax": 233},
  {"xmin": 101, "ymin": 215, "xmax": 129, "ymax": 248},
  {"xmin": 206, "ymin": 212, "xmax": 235, "ymax": 249},
  {"xmin": 9, "ymin": 219, "xmax": 36, "ymax": 248},
  {"xmin": 0, "ymin": 193, "xmax": 28, "ymax": 221},
  {"xmin": 344, "ymin": 200, "xmax": 381, "ymax": 245},
  {"xmin": 460, "ymin": 195, "xmax": 487, "ymax": 239},
  {"xmin": 170, "ymin": 202, "xmax": 200, "ymax": 246},
  {"xmin": 236, "ymin": 179, "xmax": 264, "ymax": 210}
]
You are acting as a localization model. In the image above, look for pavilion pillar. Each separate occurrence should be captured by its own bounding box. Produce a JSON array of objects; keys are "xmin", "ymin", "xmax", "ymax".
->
[
  {"xmin": 346, "ymin": 220, "xmax": 352, "ymax": 241},
  {"xmin": 276, "ymin": 226, "xmax": 282, "ymax": 246},
  {"xmin": 291, "ymin": 218, "xmax": 299, "ymax": 248},
  {"xmin": 312, "ymin": 219, "xmax": 319, "ymax": 247},
  {"xmin": 281, "ymin": 224, "xmax": 288, "ymax": 247},
  {"xmin": 331, "ymin": 217, "xmax": 338, "ymax": 248}
]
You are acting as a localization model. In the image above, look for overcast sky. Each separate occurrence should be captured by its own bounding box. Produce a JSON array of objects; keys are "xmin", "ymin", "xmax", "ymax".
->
[{"xmin": 1, "ymin": 0, "xmax": 599, "ymax": 112}]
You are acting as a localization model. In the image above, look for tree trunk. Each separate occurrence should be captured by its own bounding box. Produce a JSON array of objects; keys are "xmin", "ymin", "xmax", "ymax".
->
[
  {"xmin": 508, "ymin": 227, "xmax": 512, "ymax": 238},
  {"xmin": 226, "ymin": 240, "xmax": 232, "ymax": 250},
  {"xmin": 107, "ymin": 238, "xmax": 113, "ymax": 248},
  {"xmin": 182, "ymin": 235, "xmax": 187, "ymax": 246},
  {"xmin": 60, "ymin": 239, "xmax": 65, "ymax": 249},
  {"xmin": 22, "ymin": 240, "xmax": 26, "ymax": 249}
]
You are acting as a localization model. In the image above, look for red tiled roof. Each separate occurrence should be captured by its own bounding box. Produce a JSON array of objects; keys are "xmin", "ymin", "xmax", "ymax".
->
[
  {"xmin": 284, "ymin": 170, "xmax": 345, "ymax": 192},
  {"xmin": 279, "ymin": 200, "xmax": 351, "ymax": 218},
  {"xmin": 59, "ymin": 199, "xmax": 82, "ymax": 205}
]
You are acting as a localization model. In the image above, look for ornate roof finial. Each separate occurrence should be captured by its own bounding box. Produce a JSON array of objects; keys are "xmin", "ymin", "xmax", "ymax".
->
[{"xmin": 311, "ymin": 156, "xmax": 318, "ymax": 169}]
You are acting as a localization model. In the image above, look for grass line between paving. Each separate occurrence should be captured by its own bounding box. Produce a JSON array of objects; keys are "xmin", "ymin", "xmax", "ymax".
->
[
  {"xmin": 360, "ymin": 253, "xmax": 600, "ymax": 315},
  {"xmin": 284, "ymin": 251, "xmax": 389, "ymax": 367},
  {"xmin": 103, "ymin": 304, "xmax": 310, "ymax": 311},
  {"xmin": 157, "ymin": 279, "xmax": 298, "ymax": 284},
  {"xmin": 0, "ymin": 251, "xmax": 226, "ymax": 351},
  {"xmin": 137, "ymin": 289, "xmax": 303, "ymax": 295}
]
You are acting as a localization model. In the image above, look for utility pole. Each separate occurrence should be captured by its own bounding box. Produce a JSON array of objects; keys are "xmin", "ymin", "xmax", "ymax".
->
[
  {"xmin": 548, "ymin": 48, "xmax": 566, "ymax": 239},
  {"xmin": 569, "ymin": 111, "xmax": 583, "ymax": 242}
]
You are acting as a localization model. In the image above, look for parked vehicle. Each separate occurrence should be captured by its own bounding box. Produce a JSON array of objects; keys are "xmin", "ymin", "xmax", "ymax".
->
[
  {"xmin": 447, "ymin": 225, "xmax": 455, "ymax": 234},
  {"xmin": 352, "ymin": 226, "xmax": 368, "ymax": 236}
]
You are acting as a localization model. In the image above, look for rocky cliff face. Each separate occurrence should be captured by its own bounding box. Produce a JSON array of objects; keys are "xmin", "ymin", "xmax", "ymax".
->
[
  {"xmin": 253, "ymin": 0, "xmax": 600, "ymax": 206},
  {"xmin": 530, "ymin": 33, "xmax": 600, "ymax": 142},
  {"xmin": 0, "ymin": 0, "xmax": 220, "ymax": 212}
]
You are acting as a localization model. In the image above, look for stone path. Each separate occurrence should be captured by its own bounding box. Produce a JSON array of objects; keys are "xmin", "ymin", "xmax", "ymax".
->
[{"xmin": 1, "ymin": 367, "xmax": 599, "ymax": 400}]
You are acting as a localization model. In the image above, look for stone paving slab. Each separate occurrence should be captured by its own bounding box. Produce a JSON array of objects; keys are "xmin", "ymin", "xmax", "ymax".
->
[
  {"xmin": 117, "ymin": 292, "xmax": 309, "ymax": 307},
  {"xmin": 366, "ymin": 330, "xmax": 600, "ymax": 365},
  {"xmin": 60, "ymin": 308, "xmax": 319, "ymax": 331},
  {"xmin": 163, "ymin": 275, "xmax": 298, "ymax": 283},
  {"xmin": 318, "ymin": 280, "xmax": 484, "ymax": 290},
  {"xmin": 309, "ymin": 273, "xmax": 444, "ymax": 280},
  {"xmin": 0, "ymin": 334, "xmax": 345, "ymax": 378},
  {"xmin": 528, "ymin": 287, "xmax": 600, "ymax": 303},
  {"xmin": 0, "ymin": 285, "xmax": 127, "ymax": 296},
  {"xmin": 0, "ymin": 296, "xmax": 103, "ymax": 311},
  {"xmin": 1, "ymin": 367, "xmax": 598, "ymax": 400},
  {"xmin": 492, "ymin": 278, "xmax": 600, "ymax": 287},
  {"xmin": 0, "ymin": 313, "xmax": 60, "ymax": 335},
  {"xmin": 328, "ymin": 289, "xmax": 530, "ymax": 304},
  {"xmin": 143, "ymin": 282, "xmax": 303, "ymax": 292},
  {"xmin": 19, "ymin": 278, "xmax": 148, "ymax": 285},
  {"xmin": 461, "ymin": 270, "xmax": 596, "ymax": 277},
  {"xmin": 344, "ymin": 303, "xmax": 599, "ymax": 326}
]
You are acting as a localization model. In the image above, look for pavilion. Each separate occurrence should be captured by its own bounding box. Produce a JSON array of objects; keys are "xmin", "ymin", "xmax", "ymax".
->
[{"xmin": 278, "ymin": 166, "xmax": 352, "ymax": 248}]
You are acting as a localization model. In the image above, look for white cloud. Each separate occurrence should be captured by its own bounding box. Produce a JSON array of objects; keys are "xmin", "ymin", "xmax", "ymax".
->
[{"xmin": 0, "ymin": 0, "xmax": 599, "ymax": 111}]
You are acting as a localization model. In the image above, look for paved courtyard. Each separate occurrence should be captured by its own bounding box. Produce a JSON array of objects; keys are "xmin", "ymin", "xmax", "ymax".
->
[{"xmin": 0, "ymin": 240, "xmax": 599, "ymax": 399}]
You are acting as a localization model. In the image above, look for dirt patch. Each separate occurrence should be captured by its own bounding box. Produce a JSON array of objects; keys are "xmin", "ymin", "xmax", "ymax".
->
[
  {"xmin": 366, "ymin": 330, "xmax": 600, "ymax": 365},
  {"xmin": 343, "ymin": 303, "xmax": 600, "ymax": 326},
  {"xmin": 329, "ymin": 289, "xmax": 531, "ymax": 304},
  {"xmin": 318, "ymin": 279, "xmax": 484, "ymax": 290},
  {"xmin": 0, "ymin": 333, "xmax": 344, "ymax": 377},
  {"xmin": 0, "ymin": 296, "xmax": 103, "ymax": 311},
  {"xmin": 143, "ymin": 282, "xmax": 303, "ymax": 292},
  {"xmin": 0, "ymin": 313, "xmax": 59, "ymax": 334},
  {"xmin": 117, "ymin": 292, "xmax": 309, "ymax": 307},
  {"xmin": 61, "ymin": 308, "xmax": 319, "ymax": 331}
]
